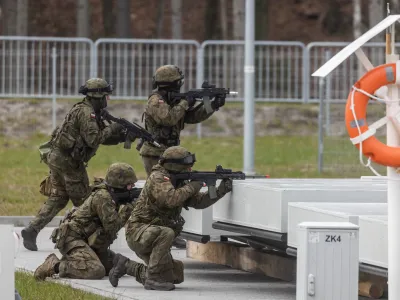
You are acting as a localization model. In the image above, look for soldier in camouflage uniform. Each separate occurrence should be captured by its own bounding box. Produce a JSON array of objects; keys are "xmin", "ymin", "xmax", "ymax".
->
[
  {"xmin": 109, "ymin": 146, "xmax": 233, "ymax": 291},
  {"xmin": 140, "ymin": 65, "xmax": 226, "ymax": 248},
  {"xmin": 34, "ymin": 163, "xmax": 147, "ymax": 281},
  {"xmin": 22, "ymin": 78, "xmax": 127, "ymax": 252}
]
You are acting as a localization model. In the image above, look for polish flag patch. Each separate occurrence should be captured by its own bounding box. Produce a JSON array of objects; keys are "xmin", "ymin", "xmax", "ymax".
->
[
  {"xmin": 163, "ymin": 176, "xmax": 170, "ymax": 181},
  {"xmin": 90, "ymin": 113, "xmax": 96, "ymax": 119},
  {"xmin": 158, "ymin": 99, "xmax": 164, "ymax": 103}
]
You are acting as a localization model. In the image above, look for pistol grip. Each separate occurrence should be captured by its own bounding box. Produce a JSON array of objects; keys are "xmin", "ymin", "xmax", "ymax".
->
[
  {"xmin": 208, "ymin": 185, "xmax": 217, "ymax": 199},
  {"xmin": 124, "ymin": 138, "xmax": 132, "ymax": 149}
]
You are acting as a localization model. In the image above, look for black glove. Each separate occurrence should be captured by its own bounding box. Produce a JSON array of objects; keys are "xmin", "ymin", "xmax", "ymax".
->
[
  {"xmin": 109, "ymin": 122, "xmax": 124, "ymax": 133},
  {"xmin": 184, "ymin": 95, "xmax": 196, "ymax": 107},
  {"xmin": 211, "ymin": 96, "xmax": 226, "ymax": 111}
]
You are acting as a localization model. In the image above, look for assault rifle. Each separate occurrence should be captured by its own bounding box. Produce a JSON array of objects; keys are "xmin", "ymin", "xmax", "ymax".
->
[
  {"xmin": 170, "ymin": 165, "xmax": 270, "ymax": 199},
  {"xmin": 100, "ymin": 110, "xmax": 161, "ymax": 151},
  {"xmin": 169, "ymin": 81, "xmax": 238, "ymax": 114}
]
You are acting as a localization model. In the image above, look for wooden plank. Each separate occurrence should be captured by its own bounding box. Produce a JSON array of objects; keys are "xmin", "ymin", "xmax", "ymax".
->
[{"xmin": 186, "ymin": 240, "xmax": 296, "ymax": 282}]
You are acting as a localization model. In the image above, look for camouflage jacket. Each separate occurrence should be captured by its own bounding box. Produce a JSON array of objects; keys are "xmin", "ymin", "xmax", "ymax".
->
[
  {"xmin": 51, "ymin": 98, "xmax": 121, "ymax": 163},
  {"xmin": 65, "ymin": 184, "xmax": 133, "ymax": 246},
  {"xmin": 125, "ymin": 164, "xmax": 228, "ymax": 237},
  {"xmin": 139, "ymin": 92, "xmax": 214, "ymax": 157}
]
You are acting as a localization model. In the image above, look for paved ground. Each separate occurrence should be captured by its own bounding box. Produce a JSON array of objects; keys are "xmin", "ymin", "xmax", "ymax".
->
[{"xmin": 15, "ymin": 227, "xmax": 297, "ymax": 300}]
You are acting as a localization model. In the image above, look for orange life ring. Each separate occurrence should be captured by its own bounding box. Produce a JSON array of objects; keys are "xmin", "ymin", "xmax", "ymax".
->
[{"xmin": 345, "ymin": 62, "xmax": 400, "ymax": 167}]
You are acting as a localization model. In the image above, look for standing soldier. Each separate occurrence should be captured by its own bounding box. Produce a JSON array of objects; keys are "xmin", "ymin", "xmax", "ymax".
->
[
  {"xmin": 140, "ymin": 65, "xmax": 227, "ymax": 248},
  {"xmin": 34, "ymin": 163, "xmax": 147, "ymax": 281},
  {"xmin": 109, "ymin": 146, "xmax": 233, "ymax": 290},
  {"xmin": 22, "ymin": 78, "xmax": 127, "ymax": 251}
]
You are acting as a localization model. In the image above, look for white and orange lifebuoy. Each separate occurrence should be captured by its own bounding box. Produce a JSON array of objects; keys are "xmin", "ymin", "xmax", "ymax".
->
[{"xmin": 345, "ymin": 61, "xmax": 400, "ymax": 168}]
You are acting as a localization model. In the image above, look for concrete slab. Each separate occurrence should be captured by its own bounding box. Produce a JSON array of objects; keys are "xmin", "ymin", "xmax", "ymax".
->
[{"xmin": 14, "ymin": 227, "xmax": 296, "ymax": 300}]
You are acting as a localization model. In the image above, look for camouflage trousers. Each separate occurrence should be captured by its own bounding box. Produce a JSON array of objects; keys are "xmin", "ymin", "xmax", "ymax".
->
[
  {"xmin": 126, "ymin": 224, "xmax": 184, "ymax": 284},
  {"xmin": 58, "ymin": 238, "xmax": 143, "ymax": 280},
  {"xmin": 141, "ymin": 155, "xmax": 160, "ymax": 178},
  {"xmin": 29, "ymin": 148, "xmax": 90, "ymax": 233}
]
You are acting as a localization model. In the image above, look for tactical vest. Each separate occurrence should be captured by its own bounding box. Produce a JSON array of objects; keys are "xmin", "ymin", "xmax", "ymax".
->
[
  {"xmin": 52, "ymin": 100, "xmax": 105, "ymax": 162},
  {"xmin": 142, "ymin": 91, "xmax": 184, "ymax": 147},
  {"xmin": 130, "ymin": 179, "xmax": 185, "ymax": 234}
]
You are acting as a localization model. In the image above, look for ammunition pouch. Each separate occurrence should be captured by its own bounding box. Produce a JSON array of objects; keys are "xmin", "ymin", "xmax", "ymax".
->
[
  {"xmin": 70, "ymin": 136, "xmax": 86, "ymax": 161},
  {"xmin": 58, "ymin": 131, "xmax": 76, "ymax": 151},
  {"xmin": 88, "ymin": 228, "xmax": 110, "ymax": 250},
  {"xmin": 55, "ymin": 223, "xmax": 70, "ymax": 249},
  {"xmin": 38, "ymin": 140, "xmax": 52, "ymax": 164},
  {"xmin": 39, "ymin": 175, "xmax": 52, "ymax": 197},
  {"xmin": 50, "ymin": 227, "xmax": 59, "ymax": 244}
]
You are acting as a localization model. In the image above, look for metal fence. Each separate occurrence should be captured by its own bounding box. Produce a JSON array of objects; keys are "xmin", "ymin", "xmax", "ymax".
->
[
  {"xmin": 0, "ymin": 36, "xmax": 93, "ymax": 98},
  {"xmin": 0, "ymin": 37, "xmax": 395, "ymax": 176},
  {"xmin": 93, "ymin": 39, "xmax": 200, "ymax": 99}
]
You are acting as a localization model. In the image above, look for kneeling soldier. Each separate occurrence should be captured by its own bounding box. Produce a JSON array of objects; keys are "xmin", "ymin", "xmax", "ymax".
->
[{"xmin": 34, "ymin": 162, "xmax": 146, "ymax": 281}]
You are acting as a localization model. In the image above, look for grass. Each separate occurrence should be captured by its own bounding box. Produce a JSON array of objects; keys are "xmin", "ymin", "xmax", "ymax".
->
[
  {"xmin": 0, "ymin": 132, "xmax": 377, "ymax": 216},
  {"xmin": 15, "ymin": 270, "xmax": 113, "ymax": 300}
]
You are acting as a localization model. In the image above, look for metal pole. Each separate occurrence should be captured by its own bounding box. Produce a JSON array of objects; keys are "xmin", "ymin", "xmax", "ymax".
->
[
  {"xmin": 325, "ymin": 50, "xmax": 331, "ymax": 136},
  {"xmin": 52, "ymin": 46, "xmax": 57, "ymax": 130},
  {"xmin": 243, "ymin": 0, "xmax": 255, "ymax": 174},
  {"xmin": 196, "ymin": 46, "xmax": 204, "ymax": 139},
  {"xmin": 318, "ymin": 77, "xmax": 325, "ymax": 173},
  {"xmin": 386, "ymin": 4, "xmax": 400, "ymax": 298}
]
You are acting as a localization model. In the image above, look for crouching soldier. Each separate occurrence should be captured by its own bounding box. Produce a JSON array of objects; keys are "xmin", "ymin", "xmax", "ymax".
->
[
  {"xmin": 108, "ymin": 146, "xmax": 233, "ymax": 290},
  {"xmin": 34, "ymin": 163, "xmax": 146, "ymax": 282}
]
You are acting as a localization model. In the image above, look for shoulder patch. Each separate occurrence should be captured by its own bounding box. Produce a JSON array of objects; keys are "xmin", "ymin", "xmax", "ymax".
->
[
  {"xmin": 163, "ymin": 176, "xmax": 170, "ymax": 181},
  {"xmin": 90, "ymin": 113, "xmax": 96, "ymax": 119}
]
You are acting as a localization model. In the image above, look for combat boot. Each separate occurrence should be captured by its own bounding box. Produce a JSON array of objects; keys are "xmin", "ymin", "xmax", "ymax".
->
[
  {"xmin": 34, "ymin": 253, "xmax": 60, "ymax": 281},
  {"xmin": 109, "ymin": 254, "xmax": 128, "ymax": 287},
  {"xmin": 21, "ymin": 227, "xmax": 38, "ymax": 251},
  {"xmin": 172, "ymin": 235, "xmax": 186, "ymax": 249},
  {"xmin": 144, "ymin": 278, "xmax": 175, "ymax": 291}
]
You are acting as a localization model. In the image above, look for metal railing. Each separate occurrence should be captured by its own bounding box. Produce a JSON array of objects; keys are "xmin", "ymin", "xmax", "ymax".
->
[{"xmin": 0, "ymin": 36, "xmax": 93, "ymax": 98}]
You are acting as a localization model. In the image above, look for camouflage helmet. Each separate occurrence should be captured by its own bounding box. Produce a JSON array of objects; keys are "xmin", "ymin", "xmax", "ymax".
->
[
  {"xmin": 79, "ymin": 78, "xmax": 113, "ymax": 98},
  {"xmin": 104, "ymin": 163, "xmax": 137, "ymax": 189},
  {"xmin": 159, "ymin": 146, "xmax": 196, "ymax": 172},
  {"xmin": 152, "ymin": 65, "xmax": 184, "ymax": 89}
]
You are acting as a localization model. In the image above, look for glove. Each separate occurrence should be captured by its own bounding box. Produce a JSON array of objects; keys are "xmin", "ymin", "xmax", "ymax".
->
[
  {"xmin": 109, "ymin": 122, "xmax": 125, "ymax": 133},
  {"xmin": 217, "ymin": 178, "xmax": 233, "ymax": 195},
  {"xmin": 184, "ymin": 96, "xmax": 196, "ymax": 107},
  {"xmin": 188, "ymin": 180, "xmax": 204, "ymax": 193},
  {"xmin": 211, "ymin": 96, "xmax": 226, "ymax": 111}
]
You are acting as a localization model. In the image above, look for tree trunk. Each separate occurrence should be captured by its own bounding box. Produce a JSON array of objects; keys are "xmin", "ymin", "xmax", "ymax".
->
[
  {"xmin": 353, "ymin": 0, "xmax": 362, "ymax": 39},
  {"xmin": 220, "ymin": 0, "xmax": 228, "ymax": 39},
  {"xmin": 369, "ymin": 0, "xmax": 384, "ymax": 42},
  {"xmin": 102, "ymin": 0, "xmax": 115, "ymax": 37},
  {"xmin": 16, "ymin": 0, "xmax": 28, "ymax": 36},
  {"xmin": 204, "ymin": 0, "xmax": 219, "ymax": 40},
  {"xmin": 1, "ymin": 0, "xmax": 17, "ymax": 35},
  {"xmin": 77, "ymin": 0, "xmax": 90, "ymax": 37},
  {"xmin": 171, "ymin": 0, "xmax": 182, "ymax": 39},
  {"xmin": 155, "ymin": 0, "xmax": 165, "ymax": 38},
  {"xmin": 255, "ymin": 0, "xmax": 267, "ymax": 40},
  {"xmin": 232, "ymin": 0, "xmax": 245, "ymax": 40},
  {"xmin": 116, "ymin": 0, "xmax": 131, "ymax": 38}
]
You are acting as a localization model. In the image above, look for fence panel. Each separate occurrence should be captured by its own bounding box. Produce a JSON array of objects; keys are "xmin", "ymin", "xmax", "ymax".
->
[
  {"xmin": 93, "ymin": 39, "xmax": 200, "ymax": 100},
  {"xmin": 307, "ymin": 42, "xmax": 396, "ymax": 102},
  {"xmin": 199, "ymin": 40, "xmax": 306, "ymax": 102},
  {"xmin": 0, "ymin": 37, "xmax": 94, "ymax": 98},
  {"xmin": 310, "ymin": 42, "xmax": 390, "ymax": 176}
]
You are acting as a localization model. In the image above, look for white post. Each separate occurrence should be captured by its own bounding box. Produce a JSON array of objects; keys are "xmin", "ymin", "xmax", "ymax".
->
[
  {"xmin": 52, "ymin": 46, "xmax": 57, "ymax": 130},
  {"xmin": 243, "ymin": 0, "xmax": 255, "ymax": 174},
  {"xmin": 386, "ymin": 22, "xmax": 400, "ymax": 300},
  {"xmin": 0, "ymin": 225, "xmax": 15, "ymax": 300}
]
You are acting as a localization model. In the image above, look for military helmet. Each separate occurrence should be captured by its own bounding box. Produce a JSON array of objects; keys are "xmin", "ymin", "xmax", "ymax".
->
[
  {"xmin": 104, "ymin": 163, "xmax": 138, "ymax": 189},
  {"xmin": 79, "ymin": 78, "xmax": 113, "ymax": 98},
  {"xmin": 152, "ymin": 65, "xmax": 184, "ymax": 89},
  {"xmin": 159, "ymin": 146, "xmax": 196, "ymax": 172}
]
